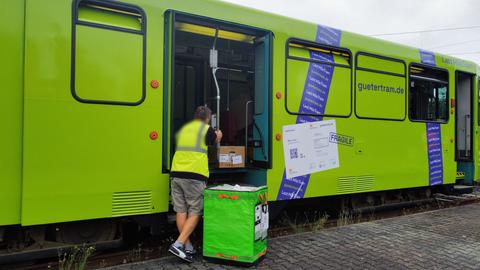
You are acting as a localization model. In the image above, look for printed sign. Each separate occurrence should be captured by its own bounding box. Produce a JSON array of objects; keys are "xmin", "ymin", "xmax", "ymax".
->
[{"xmin": 283, "ymin": 120, "xmax": 339, "ymax": 179}]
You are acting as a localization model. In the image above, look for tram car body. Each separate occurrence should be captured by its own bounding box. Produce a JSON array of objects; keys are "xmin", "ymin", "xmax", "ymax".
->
[{"xmin": 1, "ymin": 0, "xmax": 479, "ymax": 248}]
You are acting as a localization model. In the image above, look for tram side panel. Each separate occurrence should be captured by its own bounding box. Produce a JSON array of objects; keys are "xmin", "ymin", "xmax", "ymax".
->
[
  {"xmin": 268, "ymin": 27, "xmax": 457, "ymax": 201},
  {"xmin": 0, "ymin": 0, "xmax": 25, "ymax": 227},
  {"xmin": 20, "ymin": 0, "xmax": 169, "ymax": 226}
]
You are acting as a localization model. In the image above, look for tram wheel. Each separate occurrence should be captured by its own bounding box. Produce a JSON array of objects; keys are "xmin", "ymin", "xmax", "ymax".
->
[{"xmin": 55, "ymin": 219, "xmax": 117, "ymax": 244}]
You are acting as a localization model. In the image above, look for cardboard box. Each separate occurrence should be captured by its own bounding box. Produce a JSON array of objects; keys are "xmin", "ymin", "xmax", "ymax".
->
[{"xmin": 209, "ymin": 146, "xmax": 245, "ymax": 168}]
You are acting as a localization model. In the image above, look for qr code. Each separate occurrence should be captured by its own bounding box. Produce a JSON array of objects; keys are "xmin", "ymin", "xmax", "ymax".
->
[{"xmin": 290, "ymin": 148, "xmax": 298, "ymax": 159}]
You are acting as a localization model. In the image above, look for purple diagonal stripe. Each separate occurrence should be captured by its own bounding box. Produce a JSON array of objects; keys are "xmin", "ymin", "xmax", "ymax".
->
[
  {"xmin": 420, "ymin": 49, "xmax": 443, "ymax": 186},
  {"xmin": 426, "ymin": 123, "xmax": 443, "ymax": 185},
  {"xmin": 277, "ymin": 25, "xmax": 341, "ymax": 200},
  {"xmin": 420, "ymin": 49, "xmax": 436, "ymax": 66}
]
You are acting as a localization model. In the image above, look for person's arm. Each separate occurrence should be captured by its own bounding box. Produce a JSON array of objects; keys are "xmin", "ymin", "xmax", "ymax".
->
[
  {"xmin": 205, "ymin": 127, "xmax": 222, "ymax": 146},
  {"xmin": 215, "ymin": 129, "xmax": 223, "ymax": 144}
]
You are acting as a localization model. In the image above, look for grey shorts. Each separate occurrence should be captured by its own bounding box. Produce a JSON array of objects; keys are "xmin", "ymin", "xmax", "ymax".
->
[{"xmin": 170, "ymin": 177, "xmax": 207, "ymax": 216}]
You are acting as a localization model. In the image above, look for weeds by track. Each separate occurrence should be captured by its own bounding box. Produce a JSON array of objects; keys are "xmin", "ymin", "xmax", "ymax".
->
[
  {"xmin": 5, "ymin": 191, "xmax": 480, "ymax": 270},
  {"xmin": 269, "ymin": 191, "xmax": 480, "ymax": 237}
]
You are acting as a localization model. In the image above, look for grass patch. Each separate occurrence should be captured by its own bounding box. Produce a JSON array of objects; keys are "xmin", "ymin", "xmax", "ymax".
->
[{"xmin": 58, "ymin": 245, "xmax": 95, "ymax": 270}]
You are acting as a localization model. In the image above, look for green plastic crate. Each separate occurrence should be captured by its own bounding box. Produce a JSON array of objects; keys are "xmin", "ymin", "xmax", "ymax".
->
[{"xmin": 203, "ymin": 185, "xmax": 268, "ymax": 264}]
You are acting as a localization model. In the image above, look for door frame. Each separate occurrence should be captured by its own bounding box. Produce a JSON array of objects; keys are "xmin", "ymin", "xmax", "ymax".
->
[
  {"xmin": 455, "ymin": 70, "xmax": 475, "ymax": 161},
  {"xmin": 162, "ymin": 10, "xmax": 273, "ymax": 172}
]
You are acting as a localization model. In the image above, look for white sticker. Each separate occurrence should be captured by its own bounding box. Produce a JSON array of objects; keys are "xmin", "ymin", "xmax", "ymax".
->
[
  {"xmin": 254, "ymin": 204, "xmax": 262, "ymax": 241},
  {"xmin": 254, "ymin": 204, "xmax": 269, "ymax": 241},
  {"xmin": 261, "ymin": 204, "xmax": 269, "ymax": 240},
  {"xmin": 232, "ymin": 155, "xmax": 243, "ymax": 165},
  {"xmin": 219, "ymin": 154, "xmax": 230, "ymax": 163},
  {"xmin": 211, "ymin": 114, "xmax": 217, "ymax": 129}
]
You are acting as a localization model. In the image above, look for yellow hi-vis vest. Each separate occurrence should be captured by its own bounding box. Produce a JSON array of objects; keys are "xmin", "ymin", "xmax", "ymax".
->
[{"xmin": 171, "ymin": 120, "xmax": 210, "ymax": 178}]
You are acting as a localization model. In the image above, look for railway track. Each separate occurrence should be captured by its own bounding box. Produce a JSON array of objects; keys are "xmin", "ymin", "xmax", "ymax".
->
[{"xmin": 4, "ymin": 188, "xmax": 480, "ymax": 270}]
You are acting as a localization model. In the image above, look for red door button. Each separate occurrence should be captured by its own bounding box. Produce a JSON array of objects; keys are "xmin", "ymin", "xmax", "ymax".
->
[
  {"xmin": 275, "ymin": 91, "xmax": 282, "ymax": 100},
  {"xmin": 275, "ymin": 133, "xmax": 282, "ymax": 141},
  {"xmin": 150, "ymin": 131, "xmax": 158, "ymax": 140},
  {"xmin": 151, "ymin": 80, "xmax": 159, "ymax": 89}
]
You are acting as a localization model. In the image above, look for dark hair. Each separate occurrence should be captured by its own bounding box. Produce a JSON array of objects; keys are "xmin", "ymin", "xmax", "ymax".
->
[{"xmin": 194, "ymin": 106, "xmax": 212, "ymax": 121}]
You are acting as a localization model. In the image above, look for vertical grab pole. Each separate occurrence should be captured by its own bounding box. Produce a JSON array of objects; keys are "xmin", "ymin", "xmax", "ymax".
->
[
  {"xmin": 245, "ymin": 100, "xmax": 254, "ymax": 165},
  {"xmin": 465, "ymin": 114, "xmax": 470, "ymax": 157},
  {"xmin": 212, "ymin": 69, "xmax": 221, "ymax": 134},
  {"xmin": 210, "ymin": 28, "xmax": 221, "ymax": 148}
]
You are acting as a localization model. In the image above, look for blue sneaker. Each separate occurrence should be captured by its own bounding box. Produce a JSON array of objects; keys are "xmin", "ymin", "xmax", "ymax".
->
[
  {"xmin": 185, "ymin": 248, "xmax": 196, "ymax": 256},
  {"xmin": 168, "ymin": 243, "xmax": 193, "ymax": 263}
]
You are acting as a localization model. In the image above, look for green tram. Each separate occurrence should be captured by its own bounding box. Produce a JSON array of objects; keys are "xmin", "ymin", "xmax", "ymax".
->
[{"xmin": 1, "ymin": 0, "xmax": 479, "ymax": 254}]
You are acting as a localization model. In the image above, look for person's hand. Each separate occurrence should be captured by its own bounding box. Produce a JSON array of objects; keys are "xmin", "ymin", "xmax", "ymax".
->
[{"xmin": 215, "ymin": 129, "xmax": 223, "ymax": 143}]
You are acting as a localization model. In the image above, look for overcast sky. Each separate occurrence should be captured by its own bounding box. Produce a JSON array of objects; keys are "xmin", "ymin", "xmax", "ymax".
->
[{"xmin": 221, "ymin": 0, "xmax": 480, "ymax": 65}]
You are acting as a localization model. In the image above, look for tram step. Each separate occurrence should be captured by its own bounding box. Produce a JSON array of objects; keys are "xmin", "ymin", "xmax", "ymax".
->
[{"xmin": 453, "ymin": 185, "xmax": 474, "ymax": 195}]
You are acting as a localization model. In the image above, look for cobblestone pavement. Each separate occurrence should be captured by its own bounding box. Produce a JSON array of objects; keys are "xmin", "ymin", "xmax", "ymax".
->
[{"xmin": 106, "ymin": 203, "xmax": 480, "ymax": 270}]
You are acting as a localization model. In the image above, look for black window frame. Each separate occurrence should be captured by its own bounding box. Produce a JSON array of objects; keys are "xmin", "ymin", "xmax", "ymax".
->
[
  {"xmin": 71, "ymin": 0, "xmax": 147, "ymax": 106},
  {"xmin": 354, "ymin": 51, "xmax": 407, "ymax": 121},
  {"xmin": 408, "ymin": 63, "xmax": 450, "ymax": 124},
  {"xmin": 284, "ymin": 37, "xmax": 353, "ymax": 119}
]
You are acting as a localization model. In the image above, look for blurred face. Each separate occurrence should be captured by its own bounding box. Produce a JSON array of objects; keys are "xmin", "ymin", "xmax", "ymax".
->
[{"xmin": 204, "ymin": 115, "xmax": 211, "ymax": 124}]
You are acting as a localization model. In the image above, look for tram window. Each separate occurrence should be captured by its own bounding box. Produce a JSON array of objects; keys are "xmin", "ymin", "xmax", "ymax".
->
[
  {"xmin": 71, "ymin": 0, "xmax": 146, "ymax": 105},
  {"xmin": 409, "ymin": 65, "xmax": 449, "ymax": 122},
  {"xmin": 355, "ymin": 53, "xmax": 406, "ymax": 120},
  {"xmin": 285, "ymin": 39, "xmax": 352, "ymax": 118}
]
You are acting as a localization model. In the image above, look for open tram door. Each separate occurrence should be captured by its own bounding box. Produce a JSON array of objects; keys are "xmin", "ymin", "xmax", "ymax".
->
[
  {"xmin": 455, "ymin": 71, "xmax": 475, "ymax": 184},
  {"xmin": 162, "ymin": 11, "xmax": 272, "ymax": 184},
  {"xmin": 476, "ymin": 75, "xmax": 480, "ymax": 183}
]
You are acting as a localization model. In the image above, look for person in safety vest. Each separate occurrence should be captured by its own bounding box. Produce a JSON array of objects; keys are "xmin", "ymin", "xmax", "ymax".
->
[{"xmin": 168, "ymin": 106, "xmax": 222, "ymax": 262}]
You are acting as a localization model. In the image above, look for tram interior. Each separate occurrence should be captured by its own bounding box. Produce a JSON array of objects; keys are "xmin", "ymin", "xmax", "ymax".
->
[
  {"xmin": 456, "ymin": 72, "xmax": 473, "ymax": 161},
  {"xmin": 455, "ymin": 71, "xmax": 475, "ymax": 184},
  {"xmin": 170, "ymin": 15, "xmax": 270, "ymax": 177}
]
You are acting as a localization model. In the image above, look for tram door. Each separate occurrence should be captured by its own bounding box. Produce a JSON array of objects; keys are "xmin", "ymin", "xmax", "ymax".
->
[
  {"xmin": 477, "ymin": 77, "xmax": 480, "ymax": 182},
  {"xmin": 456, "ymin": 71, "xmax": 475, "ymax": 183}
]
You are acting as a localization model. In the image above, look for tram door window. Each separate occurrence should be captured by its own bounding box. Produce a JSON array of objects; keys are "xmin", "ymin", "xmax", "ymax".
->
[
  {"xmin": 456, "ymin": 72, "xmax": 474, "ymax": 161},
  {"xmin": 163, "ymin": 12, "xmax": 272, "ymax": 171}
]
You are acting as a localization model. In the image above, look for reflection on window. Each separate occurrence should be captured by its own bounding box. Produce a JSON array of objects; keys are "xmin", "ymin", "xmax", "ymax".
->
[
  {"xmin": 409, "ymin": 65, "xmax": 448, "ymax": 122},
  {"xmin": 285, "ymin": 39, "xmax": 352, "ymax": 118}
]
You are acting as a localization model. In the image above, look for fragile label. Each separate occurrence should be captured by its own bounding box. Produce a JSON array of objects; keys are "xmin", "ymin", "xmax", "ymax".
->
[{"xmin": 329, "ymin": 132, "xmax": 354, "ymax": 146}]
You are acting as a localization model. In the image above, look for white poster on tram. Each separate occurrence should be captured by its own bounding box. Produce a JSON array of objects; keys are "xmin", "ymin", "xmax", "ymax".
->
[{"xmin": 282, "ymin": 120, "xmax": 339, "ymax": 179}]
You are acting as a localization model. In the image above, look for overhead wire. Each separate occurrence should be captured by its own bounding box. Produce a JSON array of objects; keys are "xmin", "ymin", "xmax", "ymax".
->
[
  {"xmin": 428, "ymin": 39, "xmax": 480, "ymax": 50},
  {"xmin": 447, "ymin": 51, "xmax": 480, "ymax": 56},
  {"xmin": 370, "ymin": 25, "xmax": 480, "ymax": 37},
  {"xmin": 368, "ymin": 26, "xmax": 480, "ymax": 59}
]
